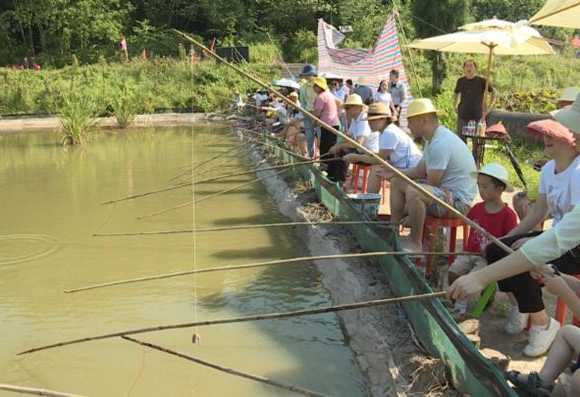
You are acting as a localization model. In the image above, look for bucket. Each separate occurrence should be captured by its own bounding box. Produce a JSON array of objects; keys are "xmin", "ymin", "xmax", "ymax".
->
[{"xmin": 346, "ymin": 193, "xmax": 382, "ymax": 219}]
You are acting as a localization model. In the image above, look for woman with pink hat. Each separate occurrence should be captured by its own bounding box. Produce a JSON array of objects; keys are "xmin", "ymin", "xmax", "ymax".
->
[
  {"xmin": 450, "ymin": 94, "xmax": 580, "ymax": 395},
  {"xmin": 484, "ymin": 118, "xmax": 579, "ymax": 357}
]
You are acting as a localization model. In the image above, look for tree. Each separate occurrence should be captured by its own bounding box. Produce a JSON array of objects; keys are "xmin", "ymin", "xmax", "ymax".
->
[{"xmin": 411, "ymin": 0, "xmax": 470, "ymax": 94}]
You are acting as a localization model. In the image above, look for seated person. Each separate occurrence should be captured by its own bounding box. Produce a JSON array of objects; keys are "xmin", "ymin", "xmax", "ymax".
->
[
  {"xmin": 484, "ymin": 119, "xmax": 579, "ymax": 357},
  {"xmin": 512, "ymin": 87, "xmax": 578, "ymax": 223},
  {"xmin": 507, "ymin": 271, "xmax": 580, "ymax": 396},
  {"xmin": 343, "ymin": 102, "xmax": 422, "ymax": 194},
  {"xmin": 381, "ymin": 98, "xmax": 477, "ymax": 252},
  {"xmin": 325, "ymin": 94, "xmax": 374, "ymax": 183},
  {"xmin": 281, "ymin": 92, "xmax": 307, "ymax": 156},
  {"xmin": 448, "ymin": 163, "xmax": 518, "ymax": 316}
]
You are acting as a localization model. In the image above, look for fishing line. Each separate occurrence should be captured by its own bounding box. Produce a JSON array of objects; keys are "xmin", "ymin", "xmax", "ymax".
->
[{"xmin": 190, "ymin": 52, "xmax": 200, "ymax": 345}]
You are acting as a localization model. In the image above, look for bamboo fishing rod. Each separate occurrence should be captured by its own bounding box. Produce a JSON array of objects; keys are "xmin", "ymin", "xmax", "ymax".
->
[
  {"xmin": 122, "ymin": 336, "xmax": 326, "ymax": 397},
  {"xmin": 19, "ymin": 291, "xmax": 445, "ymax": 355},
  {"xmin": 101, "ymin": 159, "xmax": 331, "ymax": 205},
  {"xmin": 173, "ymin": 29, "xmax": 513, "ymax": 255},
  {"xmin": 0, "ymin": 384, "xmax": 85, "ymax": 397},
  {"xmin": 138, "ymin": 168, "xmax": 291, "ymax": 220},
  {"xmin": 65, "ymin": 251, "xmax": 480, "ymax": 294},
  {"xmin": 170, "ymin": 144, "xmax": 246, "ymax": 182},
  {"xmin": 93, "ymin": 221, "xmax": 397, "ymax": 237}
]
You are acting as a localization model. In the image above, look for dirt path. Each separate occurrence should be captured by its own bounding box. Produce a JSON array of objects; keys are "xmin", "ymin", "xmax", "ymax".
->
[{"xmin": 0, "ymin": 112, "xmax": 211, "ymax": 133}]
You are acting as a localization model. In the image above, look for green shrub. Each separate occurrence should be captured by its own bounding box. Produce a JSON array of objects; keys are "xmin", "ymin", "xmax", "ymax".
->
[
  {"xmin": 110, "ymin": 81, "xmax": 141, "ymax": 128},
  {"xmin": 56, "ymin": 88, "xmax": 100, "ymax": 145}
]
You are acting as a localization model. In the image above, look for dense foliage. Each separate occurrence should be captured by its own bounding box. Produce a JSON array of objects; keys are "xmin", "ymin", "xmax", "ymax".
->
[
  {"xmin": 0, "ymin": 0, "xmax": 575, "ymax": 66},
  {"xmin": 0, "ymin": 58, "xmax": 279, "ymax": 117}
]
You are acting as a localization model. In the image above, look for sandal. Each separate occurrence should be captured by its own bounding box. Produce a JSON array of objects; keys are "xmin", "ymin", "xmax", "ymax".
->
[{"xmin": 505, "ymin": 371, "xmax": 553, "ymax": 396}]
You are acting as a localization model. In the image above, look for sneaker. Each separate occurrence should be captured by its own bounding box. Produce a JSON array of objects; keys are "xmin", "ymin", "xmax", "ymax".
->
[
  {"xmin": 523, "ymin": 318, "xmax": 561, "ymax": 357},
  {"xmin": 504, "ymin": 306, "xmax": 530, "ymax": 335}
]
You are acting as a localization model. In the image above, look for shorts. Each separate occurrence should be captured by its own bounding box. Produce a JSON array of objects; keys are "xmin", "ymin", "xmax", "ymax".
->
[
  {"xmin": 449, "ymin": 255, "xmax": 487, "ymax": 276},
  {"xmin": 427, "ymin": 186, "xmax": 470, "ymax": 217}
]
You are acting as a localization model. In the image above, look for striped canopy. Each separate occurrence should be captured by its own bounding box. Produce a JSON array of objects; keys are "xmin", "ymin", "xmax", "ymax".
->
[{"xmin": 317, "ymin": 14, "xmax": 407, "ymax": 86}]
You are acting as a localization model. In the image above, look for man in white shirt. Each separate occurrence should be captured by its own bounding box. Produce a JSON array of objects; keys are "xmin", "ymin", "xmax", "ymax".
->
[{"xmin": 343, "ymin": 102, "xmax": 422, "ymax": 194}]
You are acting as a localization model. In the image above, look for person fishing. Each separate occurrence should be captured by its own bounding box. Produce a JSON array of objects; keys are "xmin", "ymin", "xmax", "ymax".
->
[
  {"xmin": 449, "ymin": 95, "xmax": 580, "ymax": 359},
  {"xmin": 342, "ymin": 102, "xmax": 422, "ymax": 194},
  {"xmin": 382, "ymin": 98, "xmax": 476, "ymax": 252},
  {"xmin": 311, "ymin": 76, "xmax": 342, "ymax": 182}
]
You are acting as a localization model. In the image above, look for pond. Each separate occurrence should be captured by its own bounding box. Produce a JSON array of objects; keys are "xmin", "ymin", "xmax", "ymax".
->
[{"xmin": 0, "ymin": 126, "xmax": 367, "ymax": 396}]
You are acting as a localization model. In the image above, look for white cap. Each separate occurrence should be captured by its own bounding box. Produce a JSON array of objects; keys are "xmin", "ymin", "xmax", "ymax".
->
[{"xmin": 472, "ymin": 163, "xmax": 513, "ymax": 192}]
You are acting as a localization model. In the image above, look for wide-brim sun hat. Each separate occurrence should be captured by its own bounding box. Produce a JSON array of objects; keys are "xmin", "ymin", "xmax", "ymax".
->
[
  {"xmin": 558, "ymin": 87, "xmax": 580, "ymax": 103},
  {"xmin": 343, "ymin": 94, "xmax": 364, "ymax": 107},
  {"xmin": 527, "ymin": 119, "xmax": 575, "ymax": 147},
  {"xmin": 553, "ymin": 93, "xmax": 580, "ymax": 134},
  {"xmin": 365, "ymin": 102, "xmax": 392, "ymax": 121},
  {"xmin": 357, "ymin": 76, "xmax": 374, "ymax": 86},
  {"xmin": 471, "ymin": 163, "xmax": 513, "ymax": 192},
  {"xmin": 406, "ymin": 98, "xmax": 438, "ymax": 119},
  {"xmin": 312, "ymin": 77, "xmax": 328, "ymax": 91}
]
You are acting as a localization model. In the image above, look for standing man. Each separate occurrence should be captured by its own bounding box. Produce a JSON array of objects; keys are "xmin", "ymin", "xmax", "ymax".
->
[
  {"xmin": 454, "ymin": 59, "xmax": 495, "ymax": 139},
  {"xmin": 388, "ymin": 69, "xmax": 407, "ymax": 120},
  {"xmin": 354, "ymin": 77, "xmax": 375, "ymax": 105},
  {"xmin": 299, "ymin": 64, "xmax": 319, "ymax": 158}
]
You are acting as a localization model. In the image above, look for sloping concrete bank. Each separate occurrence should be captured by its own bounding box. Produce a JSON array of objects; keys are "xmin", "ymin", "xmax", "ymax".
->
[
  {"xmin": 239, "ymin": 131, "xmax": 453, "ymax": 396},
  {"xmin": 0, "ymin": 112, "xmax": 222, "ymax": 133}
]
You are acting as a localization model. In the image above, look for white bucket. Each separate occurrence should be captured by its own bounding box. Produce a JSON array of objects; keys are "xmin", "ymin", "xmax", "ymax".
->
[{"xmin": 347, "ymin": 193, "xmax": 382, "ymax": 219}]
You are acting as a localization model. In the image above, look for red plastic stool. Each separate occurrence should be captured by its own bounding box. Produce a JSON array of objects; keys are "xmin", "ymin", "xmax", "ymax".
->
[
  {"xmin": 422, "ymin": 216, "xmax": 469, "ymax": 275},
  {"xmin": 555, "ymin": 274, "xmax": 580, "ymax": 326},
  {"xmin": 351, "ymin": 163, "xmax": 371, "ymax": 193},
  {"xmin": 379, "ymin": 177, "xmax": 389, "ymax": 204}
]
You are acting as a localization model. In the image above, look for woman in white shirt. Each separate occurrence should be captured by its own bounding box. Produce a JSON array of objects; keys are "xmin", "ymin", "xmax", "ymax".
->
[
  {"xmin": 483, "ymin": 119, "xmax": 580, "ymax": 357},
  {"xmin": 374, "ymin": 80, "xmax": 396, "ymax": 116},
  {"xmin": 344, "ymin": 102, "xmax": 422, "ymax": 194},
  {"xmin": 326, "ymin": 94, "xmax": 374, "ymax": 183},
  {"xmin": 329, "ymin": 94, "xmax": 377, "ymax": 153}
]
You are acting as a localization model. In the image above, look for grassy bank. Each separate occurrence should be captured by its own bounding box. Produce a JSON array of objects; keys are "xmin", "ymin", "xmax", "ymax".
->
[{"xmin": 0, "ymin": 49, "xmax": 281, "ymax": 117}]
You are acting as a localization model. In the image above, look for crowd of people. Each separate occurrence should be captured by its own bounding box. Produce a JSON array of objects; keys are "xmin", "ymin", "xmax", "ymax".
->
[{"xmin": 245, "ymin": 63, "xmax": 580, "ymax": 394}]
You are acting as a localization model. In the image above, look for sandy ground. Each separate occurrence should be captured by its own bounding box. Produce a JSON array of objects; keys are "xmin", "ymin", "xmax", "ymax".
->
[
  {"xmin": 349, "ymin": 175, "xmax": 573, "ymax": 395},
  {"xmin": 0, "ymin": 112, "xmax": 214, "ymax": 133}
]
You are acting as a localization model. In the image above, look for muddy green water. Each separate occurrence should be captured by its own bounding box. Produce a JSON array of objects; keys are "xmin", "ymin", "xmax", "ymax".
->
[{"xmin": 0, "ymin": 126, "xmax": 366, "ymax": 397}]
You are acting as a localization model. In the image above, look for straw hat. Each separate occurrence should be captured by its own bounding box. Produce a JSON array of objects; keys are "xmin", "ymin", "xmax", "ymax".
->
[
  {"xmin": 472, "ymin": 163, "xmax": 513, "ymax": 192},
  {"xmin": 553, "ymin": 93, "xmax": 580, "ymax": 134},
  {"xmin": 558, "ymin": 87, "xmax": 580, "ymax": 103},
  {"xmin": 343, "ymin": 94, "xmax": 364, "ymax": 107},
  {"xmin": 406, "ymin": 98, "xmax": 438, "ymax": 119},
  {"xmin": 312, "ymin": 76, "xmax": 328, "ymax": 91},
  {"xmin": 527, "ymin": 119, "xmax": 575, "ymax": 146},
  {"xmin": 357, "ymin": 76, "xmax": 374, "ymax": 86},
  {"xmin": 365, "ymin": 102, "xmax": 392, "ymax": 121}
]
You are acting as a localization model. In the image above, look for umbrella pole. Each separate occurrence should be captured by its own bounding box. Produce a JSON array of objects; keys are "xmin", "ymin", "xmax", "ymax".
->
[{"xmin": 482, "ymin": 43, "xmax": 496, "ymax": 119}]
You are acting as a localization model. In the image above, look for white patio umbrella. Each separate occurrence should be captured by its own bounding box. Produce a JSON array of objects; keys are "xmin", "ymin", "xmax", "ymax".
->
[
  {"xmin": 407, "ymin": 18, "xmax": 554, "ymax": 109},
  {"xmin": 529, "ymin": 0, "xmax": 580, "ymax": 28},
  {"xmin": 272, "ymin": 78, "xmax": 300, "ymax": 90}
]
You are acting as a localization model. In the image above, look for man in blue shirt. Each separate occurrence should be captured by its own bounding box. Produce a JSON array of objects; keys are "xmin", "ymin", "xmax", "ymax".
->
[{"xmin": 382, "ymin": 98, "xmax": 477, "ymax": 251}]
